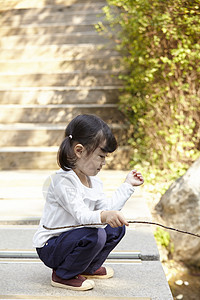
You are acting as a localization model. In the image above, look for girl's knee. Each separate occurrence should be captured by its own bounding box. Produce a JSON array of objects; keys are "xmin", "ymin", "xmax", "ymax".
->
[
  {"xmin": 90, "ymin": 228, "xmax": 107, "ymax": 250},
  {"xmin": 97, "ymin": 228, "xmax": 107, "ymax": 248},
  {"xmin": 78, "ymin": 228, "xmax": 106, "ymax": 250}
]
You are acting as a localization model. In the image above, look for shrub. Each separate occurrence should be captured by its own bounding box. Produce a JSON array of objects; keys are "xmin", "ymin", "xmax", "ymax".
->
[
  {"xmin": 100, "ymin": 0, "xmax": 200, "ymax": 181},
  {"xmin": 154, "ymin": 227, "xmax": 174, "ymax": 255}
]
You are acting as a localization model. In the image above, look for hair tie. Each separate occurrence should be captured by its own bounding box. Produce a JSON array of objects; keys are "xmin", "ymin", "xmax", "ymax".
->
[{"xmin": 69, "ymin": 134, "xmax": 73, "ymax": 140}]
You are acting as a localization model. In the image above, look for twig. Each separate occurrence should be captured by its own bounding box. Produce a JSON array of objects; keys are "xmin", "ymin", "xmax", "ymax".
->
[{"xmin": 43, "ymin": 221, "xmax": 200, "ymax": 238}]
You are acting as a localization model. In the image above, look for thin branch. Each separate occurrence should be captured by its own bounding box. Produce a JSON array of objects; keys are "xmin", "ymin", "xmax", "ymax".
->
[{"xmin": 43, "ymin": 221, "xmax": 200, "ymax": 238}]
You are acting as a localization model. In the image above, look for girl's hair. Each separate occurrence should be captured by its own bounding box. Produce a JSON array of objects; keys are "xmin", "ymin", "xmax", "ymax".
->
[{"xmin": 58, "ymin": 114, "xmax": 117, "ymax": 171}]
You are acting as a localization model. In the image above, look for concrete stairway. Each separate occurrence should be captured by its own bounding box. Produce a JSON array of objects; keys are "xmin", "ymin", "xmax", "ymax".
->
[{"xmin": 0, "ymin": 0, "xmax": 131, "ymax": 170}]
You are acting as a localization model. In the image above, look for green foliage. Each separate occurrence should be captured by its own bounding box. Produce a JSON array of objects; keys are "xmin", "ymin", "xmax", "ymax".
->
[
  {"xmin": 101, "ymin": 0, "xmax": 200, "ymax": 180},
  {"xmin": 154, "ymin": 228, "xmax": 174, "ymax": 254}
]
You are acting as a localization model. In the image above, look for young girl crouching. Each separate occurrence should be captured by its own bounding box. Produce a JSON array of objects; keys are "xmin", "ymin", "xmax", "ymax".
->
[{"xmin": 33, "ymin": 114, "xmax": 144, "ymax": 291}]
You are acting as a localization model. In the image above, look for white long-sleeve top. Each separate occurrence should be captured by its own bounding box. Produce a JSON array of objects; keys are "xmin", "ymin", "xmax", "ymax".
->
[{"xmin": 33, "ymin": 169, "xmax": 135, "ymax": 248}]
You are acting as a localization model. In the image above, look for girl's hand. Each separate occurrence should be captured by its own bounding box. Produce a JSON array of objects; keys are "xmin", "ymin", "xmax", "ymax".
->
[
  {"xmin": 125, "ymin": 169, "xmax": 144, "ymax": 187},
  {"xmin": 101, "ymin": 210, "xmax": 129, "ymax": 228}
]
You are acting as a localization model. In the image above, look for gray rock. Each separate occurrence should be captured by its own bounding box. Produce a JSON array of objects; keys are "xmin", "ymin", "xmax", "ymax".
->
[{"xmin": 156, "ymin": 157, "xmax": 200, "ymax": 267}]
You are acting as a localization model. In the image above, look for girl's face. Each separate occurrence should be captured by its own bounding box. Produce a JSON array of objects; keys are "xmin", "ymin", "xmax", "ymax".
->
[{"xmin": 74, "ymin": 142, "xmax": 107, "ymax": 177}]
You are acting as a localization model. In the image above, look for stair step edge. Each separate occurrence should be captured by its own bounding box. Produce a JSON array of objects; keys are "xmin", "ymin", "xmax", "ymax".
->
[
  {"xmin": 0, "ymin": 146, "xmax": 130, "ymax": 152},
  {"xmin": 0, "ymin": 250, "xmax": 141, "ymax": 260},
  {"xmin": 0, "ymin": 86, "xmax": 123, "ymax": 91},
  {"xmin": 0, "ymin": 104, "xmax": 117, "ymax": 108},
  {"xmin": 0, "ymin": 123, "xmax": 128, "ymax": 130}
]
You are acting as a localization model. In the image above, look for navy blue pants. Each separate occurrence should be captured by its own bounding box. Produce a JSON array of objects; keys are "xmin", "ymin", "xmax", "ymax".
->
[{"xmin": 37, "ymin": 225, "xmax": 125, "ymax": 279}]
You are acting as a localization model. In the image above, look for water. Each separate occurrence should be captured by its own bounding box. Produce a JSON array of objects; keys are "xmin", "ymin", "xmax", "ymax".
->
[{"xmin": 169, "ymin": 267, "xmax": 200, "ymax": 299}]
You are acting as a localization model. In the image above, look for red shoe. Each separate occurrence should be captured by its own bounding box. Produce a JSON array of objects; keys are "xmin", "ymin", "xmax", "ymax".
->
[
  {"xmin": 82, "ymin": 266, "xmax": 114, "ymax": 279},
  {"xmin": 51, "ymin": 270, "xmax": 95, "ymax": 291}
]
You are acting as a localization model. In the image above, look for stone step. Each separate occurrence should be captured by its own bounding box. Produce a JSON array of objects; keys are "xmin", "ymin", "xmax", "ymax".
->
[
  {"xmin": 0, "ymin": 72, "xmax": 121, "ymax": 88},
  {"xmin": 0, "ymin": 44, "xmax": 117, "ymax": 60},
  {"xmin": 0, "ymin": 0, "xmax": 107, "ymax": 10},
  {"xmin": 0, "ymin": 86, "xmax": 121, "ymax": 105},
  {"xmin": 0, "ymin": 295, "xmax": 150, "ymax": 300},
  {"xmin": 0, "ymin": 104, "xmax": 124, "ymax": 123},
  {"xmin": 0, "ymin": 33, "xmax": 110, "ymax": 47},
  {"xmin": 0, "ymin": 146, "xmax": 131, "ymax": 169},
  {"xmin": 1, "ymin": 12, "xmax": 105, "ymax": 26},
  {"xmin": 0, "ymin": 24, "xmax": 98, "ymax": 36},
  {"xmin": 0, "ymin": 169, "xmax": 151, "ymax": 223},
  {"xmin": 0, "ymin": 227, "xmax": 159, "ymax": 261},
  {"xmin": 0, "ymin": 57, "xmax": 121, "ymax": 73},
  {"xmin": 0, "ymin": 3, "xmax": 105, "ymax": 15},
  {"xmin": 0, "ymin": 123, "xmax": 129, "ymax": 147},
  {"xmin": 0, "ymin": 259, "xmax": 173, "ymax": 299},
  {"xmin": 0, "ymin": 169, "xmax": 138, "ymax": 199},
  {"xmin": 0, "ymin": 7, "xmax": 104, "ymax": 19},
  {"xmin": 0, "ymin": 169, "xmax": 142, "ymax": 202},
  {"xmin": 0, "ymin": 124, "xmax": 64, "ymax": 147},
  {"xmin": 0, "ymin": 19, "xmax": 107, "ymax": 29}
]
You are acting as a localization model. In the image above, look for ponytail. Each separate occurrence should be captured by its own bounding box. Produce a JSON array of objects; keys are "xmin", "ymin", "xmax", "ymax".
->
[{"xmin": 57, "ymin": 136, "xmax": 77, "ymax": 171}]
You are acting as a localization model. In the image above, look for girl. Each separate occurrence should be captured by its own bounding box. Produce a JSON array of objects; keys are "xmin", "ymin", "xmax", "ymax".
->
[{"xmin": 33, "ymin": 114, "xmax": 144, "ymax": 291}]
